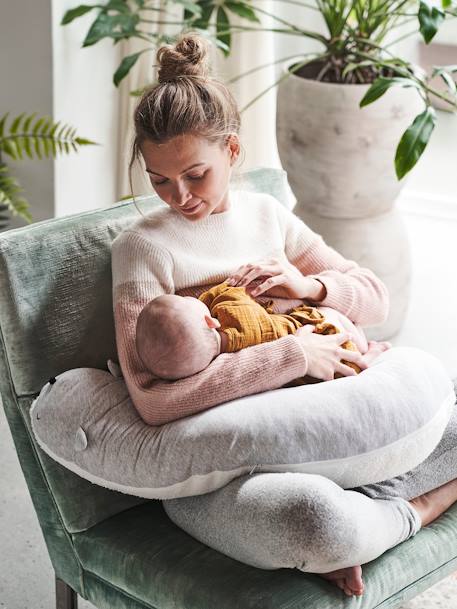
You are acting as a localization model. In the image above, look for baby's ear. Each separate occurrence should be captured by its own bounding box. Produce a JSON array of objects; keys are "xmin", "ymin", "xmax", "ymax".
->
[{"xmin": 205, "ymin": 315, "xmax": 221, "ymax": 329}]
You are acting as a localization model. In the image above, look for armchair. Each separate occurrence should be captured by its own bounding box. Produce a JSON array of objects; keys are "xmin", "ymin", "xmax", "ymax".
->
[{"xmin": 1, "ymin": 167, "xmax": 457, "ymax": 609}]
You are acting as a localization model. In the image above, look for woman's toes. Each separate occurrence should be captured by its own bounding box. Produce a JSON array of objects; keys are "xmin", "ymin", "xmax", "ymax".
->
[{"xmin": 347, "ymin": 565, "xmax": 364, "ymax": 594}]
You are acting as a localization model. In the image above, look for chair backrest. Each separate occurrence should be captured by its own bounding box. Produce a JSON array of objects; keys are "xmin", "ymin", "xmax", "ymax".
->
[{"xmin": 0, "ymin": 167, "xmax": 295, "ymax": 549}]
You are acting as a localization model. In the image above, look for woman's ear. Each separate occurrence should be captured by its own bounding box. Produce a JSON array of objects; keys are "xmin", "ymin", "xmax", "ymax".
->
[{"xmin": 226, "ymin": 133, "xmax": 240, "ymax": 165}]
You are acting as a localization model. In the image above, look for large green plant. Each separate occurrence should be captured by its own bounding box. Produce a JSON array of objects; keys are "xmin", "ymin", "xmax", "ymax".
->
[
  {"xmin": 63, "ymin": 0, "xmax": 457, "ymax": 179},
  {"xmin": 0, "ymin": 112, "xmax": 95, "ymax": 227}
]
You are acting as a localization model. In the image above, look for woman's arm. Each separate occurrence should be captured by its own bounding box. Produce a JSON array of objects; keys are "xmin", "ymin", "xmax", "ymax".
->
[
  {"xmin": 280, "ymin": 200, "xmax": 390, "ymax": 327},
  {"xmin": 292, "ymin": 236, "xmax": 389, "ymax": 327},
  {"xmin": 112, "ymin": 230, "xmax": 308, "ymax": 426}
]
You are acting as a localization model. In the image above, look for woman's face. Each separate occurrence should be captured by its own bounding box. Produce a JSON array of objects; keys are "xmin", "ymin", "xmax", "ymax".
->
[{"xmin": 140, "ymin": 133, "xmax": 239, "ymax": 221}]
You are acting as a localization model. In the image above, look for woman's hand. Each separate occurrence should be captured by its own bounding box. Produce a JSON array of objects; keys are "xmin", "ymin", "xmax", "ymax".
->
[
  {"xmin": 226, "ymin": 258, "xmax": 326, "ymax": 301},
  {"xmin": 295, "ymin": 326, "xmax": 368, "ymax": 380}
]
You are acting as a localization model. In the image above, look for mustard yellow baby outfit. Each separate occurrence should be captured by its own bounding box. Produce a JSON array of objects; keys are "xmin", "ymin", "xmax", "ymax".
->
[{"xmin": 199, "ymin": 282, "xmax": 361, "ymax": 379}]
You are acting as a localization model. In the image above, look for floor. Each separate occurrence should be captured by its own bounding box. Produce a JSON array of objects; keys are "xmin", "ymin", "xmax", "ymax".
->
[{"xmin": 1, "ymin": 112, "xmax": 456, "ymax": 608}]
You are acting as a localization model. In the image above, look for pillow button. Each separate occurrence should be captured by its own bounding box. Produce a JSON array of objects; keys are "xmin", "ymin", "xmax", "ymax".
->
[{"xmin": 75, "ymin": 427, "xmax": 88, "ymax": 451}]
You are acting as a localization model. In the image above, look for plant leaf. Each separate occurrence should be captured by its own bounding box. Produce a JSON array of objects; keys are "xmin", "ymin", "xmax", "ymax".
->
[
  {"xmin": 226, "ymin": 1, "xmax": 260, "ymax": 23},
  {"xmin": 395, "ymin": 106, "xmax": 436, "ymax": 179},
  {"xmin": 42, "ymin": 137, "xmax": 51, "ymax": 158},
  {"xmin": 418, "ymin": 0, "xmax": 445, "ymax": 44},
  {"xmin": 2, "ymin": 140, "xmax": 18, "ymax": 160},
  {"xmin": 74, "ymin": 137, "xmax": 98, "ymax": 146},
  {"xmin": 34, "ymin": 137, "xmax": 42, "ymax": 160},
  {"xmin": 360, "ymin": 77, "xmax": 420, "ymax": 107},
  {"xmin": 432, "ymin": 67, "xmax": 457, "ymax": 96},
  {"xmin": 216, "ymin": 6, "xmax": 231, "ymax": 55},
  {"xmin": 23, "ymin": 112, "xmax": 36, "ymax": 133},
  {"xmin": 342, "ymin": 60, "xmax": 374, "ymax": 79},
  {"xmin": 113, "ymin": 51, "xmax": 143, "ymax": 86},
  {"xmin": 105, "ymin": 0, "xmax": 130, "ymax": 12},
  {"xmin": 10, "ymin": 113, "xmax": 25, "ymax": 135},
  {"xmin": 173, "ymin": 0, "xmax": 202, "ymax": 17},
  {"xmin": 12, "ymin": 137, "xmax": 23, "ymax": 160},
  {"xmin": 83, "ymin": 11, "xmax": 141, "ymax": 47},
  {"xmin": 61, "ymin": 5, "xmax": 98, "ymax": 26},
  {"xmin": 41, "ymin": 119, "xmax": 51, "ymax": 136},
  {"xmin": 437, "ymin": 64, "xmax": 457, "ymax": 73},
  {"xmin": 0, "ymin": 113, "xmax": 9, "ymax": 138},
  {"xmin": 32, "ymin": 116, "xmax": 47, "ymax": 135},
  {"xmin": 129, "ymin": 85, "xmax": 148, "ymax": 97},
  {"xmin": 24, "ymin": 137, "xmax": 33, "ymax": 160},
  {"xmin": 49, "ymin": 121, "xmax": 61, "ymax": 138},
  {"xmin": 0, "ymin": 165, "xmax": 32, "ymax": 223},
  {"xmin": 187, "ymin": 2, "xmax": 213, "ymax": 28}
]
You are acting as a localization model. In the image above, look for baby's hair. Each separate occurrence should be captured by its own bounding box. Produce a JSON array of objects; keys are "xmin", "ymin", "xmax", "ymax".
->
[{"xmin": 128, "ymin": 31, "xmax": 244, "ymax": 216}]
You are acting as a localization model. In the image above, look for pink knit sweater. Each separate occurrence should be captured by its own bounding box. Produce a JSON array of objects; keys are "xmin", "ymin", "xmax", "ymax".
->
[{"xmin": 111, "ymin": 190, "xmax": 389, "ymax": 426}]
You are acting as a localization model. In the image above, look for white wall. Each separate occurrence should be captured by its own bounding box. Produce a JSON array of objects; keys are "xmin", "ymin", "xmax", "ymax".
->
[{"xmin": 52, "ymin": 0, "xmax": 121, "ymax": 217}]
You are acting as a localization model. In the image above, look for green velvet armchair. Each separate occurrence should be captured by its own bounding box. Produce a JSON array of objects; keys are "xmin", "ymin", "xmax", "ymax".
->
[{"xmin": 1, "ymin": 167, "xmax": 457, "ymax": 609}]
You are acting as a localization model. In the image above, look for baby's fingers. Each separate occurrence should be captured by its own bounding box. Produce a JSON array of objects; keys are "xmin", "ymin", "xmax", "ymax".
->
[
  {"xmin": 338, "ymin": 347, "xmax": 368, "ymax": 370},
  {"xmin": 335, "ymin": 362, "xmax": 358, "ymax": 377}
]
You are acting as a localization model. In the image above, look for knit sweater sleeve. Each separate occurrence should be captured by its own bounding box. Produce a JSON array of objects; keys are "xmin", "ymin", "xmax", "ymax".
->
[
  {"xmin": 274, "ymin": 199, "xmax": 389, "ymax": 326},
  {"xmin": 111, "ymin": 230, "xmax": 308, "ymax": 426}
]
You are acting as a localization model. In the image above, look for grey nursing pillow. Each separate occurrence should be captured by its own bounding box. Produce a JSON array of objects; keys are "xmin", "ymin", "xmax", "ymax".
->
[{"xmin": 30, "ymin": 346, "xmax": 455, "ymax": 499}]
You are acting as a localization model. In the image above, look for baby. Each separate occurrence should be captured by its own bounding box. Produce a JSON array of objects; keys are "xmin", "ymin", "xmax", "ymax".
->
[{"xmin": 136, "ymin": 282, "xmax": 389, "ymax": 382}]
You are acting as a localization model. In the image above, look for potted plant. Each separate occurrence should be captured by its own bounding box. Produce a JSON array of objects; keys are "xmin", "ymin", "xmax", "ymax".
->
[
  {"xmin": 0, "ymin": 112, "xmax": 95, "ymax": 229},
  {"xmin": 62, "ymin": 0, "xmax": 457, "ymax": 337}
]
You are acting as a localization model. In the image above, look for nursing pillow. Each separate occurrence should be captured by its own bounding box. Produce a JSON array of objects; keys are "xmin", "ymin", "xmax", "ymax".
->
[{"xmin": 30, "ymin": 346, "xmax": 455, "ymax": 500}]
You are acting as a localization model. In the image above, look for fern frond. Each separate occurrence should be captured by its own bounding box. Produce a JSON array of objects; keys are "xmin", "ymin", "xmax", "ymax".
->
[
  {"xmin": 0, "ymin": 165, "xmax": 32, "ymax": 223},
  {"xmin": 0, "ymin": 112, "xmax": 97, "ymax": 161}
]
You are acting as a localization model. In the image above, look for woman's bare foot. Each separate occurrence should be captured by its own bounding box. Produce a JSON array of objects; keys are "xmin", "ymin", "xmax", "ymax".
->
[
  {"xmin": 362, "ymin": 340, "xmax": 392, "ymax": 367},
  {"xmin": 318, "ymin": 479, "xmax": 457, "ymax": 597},
  {"xmin": 319, "ymin": 565, "xmax": 364, "ymax": 597},
  {"xmin": 409, "ymin": 478, "xmax": 457, "ymax": 527}
]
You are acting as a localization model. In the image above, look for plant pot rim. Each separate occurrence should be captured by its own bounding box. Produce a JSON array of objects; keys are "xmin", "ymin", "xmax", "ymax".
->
[{"xmin": 282, "ymin": 58, "xmax": 372, "ymax": 91}]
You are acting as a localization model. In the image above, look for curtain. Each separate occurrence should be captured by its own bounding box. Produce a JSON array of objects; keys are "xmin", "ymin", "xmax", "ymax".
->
[{"xmin": 116, "ymin": 0, "xmax": 166, "ymax": 198}]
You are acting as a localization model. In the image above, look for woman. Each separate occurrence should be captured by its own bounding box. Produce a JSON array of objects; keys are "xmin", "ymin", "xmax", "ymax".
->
[{"xmin": 112, "ymin": 32, "xmax": 457, "ymax": 597}]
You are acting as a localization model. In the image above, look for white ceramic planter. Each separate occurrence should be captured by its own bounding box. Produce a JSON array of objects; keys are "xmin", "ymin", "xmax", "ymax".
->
[{"xmin": 276, "ymin": 62, "xmax": 424, "ymax": 339}]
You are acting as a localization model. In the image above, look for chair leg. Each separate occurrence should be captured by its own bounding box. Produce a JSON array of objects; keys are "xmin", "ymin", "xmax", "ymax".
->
[{"xmin": 55, "ymin": 576, "xmax": 78, "ymax": 609}]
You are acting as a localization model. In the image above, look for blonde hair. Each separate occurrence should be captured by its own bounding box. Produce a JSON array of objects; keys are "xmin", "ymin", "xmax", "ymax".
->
[{"xmin": 128, "ymin": 32, "xmax": 243, "ymax": 212}]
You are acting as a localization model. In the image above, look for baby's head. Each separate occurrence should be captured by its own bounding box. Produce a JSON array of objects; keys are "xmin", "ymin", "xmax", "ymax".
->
[{"xmin": 135, "ymin": 294, "xmax": 221, "ymax": 380}]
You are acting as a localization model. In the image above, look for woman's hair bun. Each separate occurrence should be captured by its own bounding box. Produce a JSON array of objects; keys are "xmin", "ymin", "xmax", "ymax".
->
[{"xmin": 156, "ymin": 32, "xmax": 211, "ymax": 83}]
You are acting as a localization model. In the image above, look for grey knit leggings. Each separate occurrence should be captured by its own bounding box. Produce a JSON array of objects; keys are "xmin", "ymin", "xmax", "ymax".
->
[{"xmin": 163, "ymin": 401, "xmax": 457, "ymax": 573}]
